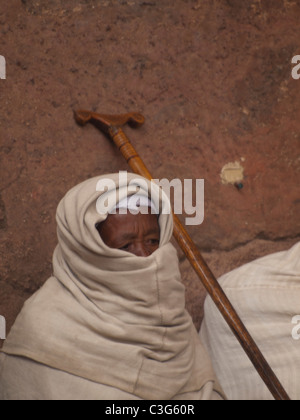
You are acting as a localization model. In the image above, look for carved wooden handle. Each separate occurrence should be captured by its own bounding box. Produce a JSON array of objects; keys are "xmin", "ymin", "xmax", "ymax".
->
[{"xmin": 74, "ymin": 110, "xmax": 145, "ymax": 134}]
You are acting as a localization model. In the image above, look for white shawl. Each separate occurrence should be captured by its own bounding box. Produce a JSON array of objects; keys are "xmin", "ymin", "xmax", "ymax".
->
[
  {"xmin": 2, "ymin": 173, "xmax": 221, "ymax": 400},
  {"xmin": 200, "ymin": 241, "xmax": 300, "ymax": 400}
]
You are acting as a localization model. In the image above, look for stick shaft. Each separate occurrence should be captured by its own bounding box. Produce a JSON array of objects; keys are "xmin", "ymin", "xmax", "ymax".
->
[{"xmin": 109, "ymin": 126, "xmax": 290, "ymax": 401}]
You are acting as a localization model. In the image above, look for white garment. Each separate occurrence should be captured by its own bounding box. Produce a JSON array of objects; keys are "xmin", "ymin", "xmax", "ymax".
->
[
  {"xmin": 200, "ymin": 241, "xmax": 300, "ymax": 400},
  {"xmin": 0, "ymin": 353, "xmax": 223, "ymax": 401},
  {"xmin": 1, "ymin": 173, "xmax": 223, "ymax": 400}
]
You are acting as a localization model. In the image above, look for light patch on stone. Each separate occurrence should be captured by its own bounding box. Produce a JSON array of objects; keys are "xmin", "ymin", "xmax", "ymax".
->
[{"xmin": 220, "ymin": 161, "xmax": 244, "ymax": 185}]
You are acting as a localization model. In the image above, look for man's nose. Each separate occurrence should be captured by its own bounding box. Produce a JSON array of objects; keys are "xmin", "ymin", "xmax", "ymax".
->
[{"xmin": 132, "ymin": 243, "xmax": 151, "ymax": 258}]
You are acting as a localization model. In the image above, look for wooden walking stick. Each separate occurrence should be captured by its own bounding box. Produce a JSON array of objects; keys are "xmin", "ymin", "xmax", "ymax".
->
[{"xmin": 74, "ymin": 110, "xmax": 290, "ymax": 401}]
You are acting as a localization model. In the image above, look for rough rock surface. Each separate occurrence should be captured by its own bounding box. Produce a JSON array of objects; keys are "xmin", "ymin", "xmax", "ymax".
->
[{"xmin": 1, "ymin": 0, "xmax": 299, "ymax": 346}]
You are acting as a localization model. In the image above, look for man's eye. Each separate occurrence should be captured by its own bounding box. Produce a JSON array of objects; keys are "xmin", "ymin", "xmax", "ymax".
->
[
  {"xmin": 120, "ymin": 244, "xmax": 130, "ymax": 251},
  {"xmin": 148, "ymin": 239, "xmax": 159, "ymax": 246}
]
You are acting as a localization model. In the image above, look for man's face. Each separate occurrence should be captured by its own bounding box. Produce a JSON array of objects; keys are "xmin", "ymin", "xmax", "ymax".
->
[{"xmin": 97, "ymin": 210, "xmax": 160, "ymax": 257}]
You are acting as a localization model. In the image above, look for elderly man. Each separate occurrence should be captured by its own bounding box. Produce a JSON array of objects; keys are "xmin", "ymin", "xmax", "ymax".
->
[{"xmin": 0, "ymin": 173, "xmax": 224, "ymax": 400}]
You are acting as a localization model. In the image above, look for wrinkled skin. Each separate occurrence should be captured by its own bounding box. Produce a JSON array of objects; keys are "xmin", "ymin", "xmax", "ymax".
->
[{"xmin": 97, "ymin": 210, "xmax": 160, "ymax": 257}]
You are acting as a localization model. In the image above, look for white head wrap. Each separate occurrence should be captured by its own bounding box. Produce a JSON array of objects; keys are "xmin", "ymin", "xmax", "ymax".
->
[
  {"xmin": 111, "ymin": 194, "xmax": 159, "ymax": 215},
  {"xmin": 2, "ymin": 172, "xmax": 222, "ymax": 400}
]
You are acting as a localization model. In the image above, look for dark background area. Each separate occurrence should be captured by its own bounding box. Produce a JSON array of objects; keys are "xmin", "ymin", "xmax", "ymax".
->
[{"xmin": 0, "ymin": 0, "xmax": 299, "ymax": 345}]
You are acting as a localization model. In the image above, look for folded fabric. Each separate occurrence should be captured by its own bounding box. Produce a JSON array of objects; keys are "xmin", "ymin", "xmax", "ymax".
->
[
  {"xmin": 200, "ymin": 241, "xmax": 300, "ymax": 400},
  {"xmin": 1, "ymin": 172, "xmax": 223, "ymax": 400}
]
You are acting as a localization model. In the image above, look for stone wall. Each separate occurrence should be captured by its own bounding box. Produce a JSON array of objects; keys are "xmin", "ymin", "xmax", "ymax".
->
[{"xmin": 0, "ymin": 0, "xmax": 299, "ymax": 342}]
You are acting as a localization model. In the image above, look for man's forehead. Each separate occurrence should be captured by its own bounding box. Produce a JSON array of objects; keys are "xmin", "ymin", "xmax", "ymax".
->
[
  {"xmin": 117, "ymin": 228, "xmax": 160, "ymax": 241},
  {"xmin": 101, "ymin": 212, "xmax": 160, "ymax": 237},
  {"xmin": 108, "ymin": 212, "xmax": 159, "ymax": 228}
]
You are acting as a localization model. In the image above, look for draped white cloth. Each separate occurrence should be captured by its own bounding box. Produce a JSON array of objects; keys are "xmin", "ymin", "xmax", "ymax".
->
[
  {"xmin": 1, "ymin": 173, "xmax": 223, "ymax": 400},
  {"xmin": 200, "ymin": 241, "xmax": 300, "ymax": 400}
]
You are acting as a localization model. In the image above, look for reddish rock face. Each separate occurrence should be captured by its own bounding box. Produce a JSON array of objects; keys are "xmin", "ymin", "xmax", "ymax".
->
[{"xmin": 0, "ymin": 0, "xmax": 299, "ymax": 339}]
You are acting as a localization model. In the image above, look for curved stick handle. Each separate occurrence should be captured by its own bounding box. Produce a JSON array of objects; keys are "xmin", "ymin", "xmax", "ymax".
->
[{"xmin": 74, "ymin": 110, "xmax": 145, "ymax": 134}]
